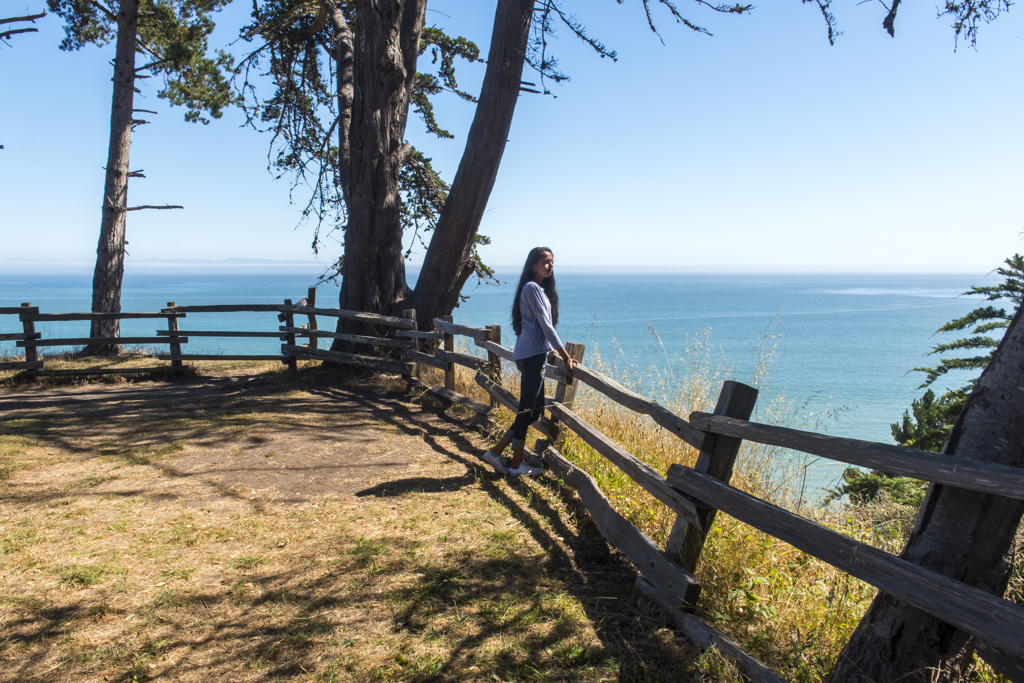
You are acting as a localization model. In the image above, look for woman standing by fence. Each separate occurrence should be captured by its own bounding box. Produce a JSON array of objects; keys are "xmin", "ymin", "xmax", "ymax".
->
[{"xmin": 483, "ymin": 247, "xmax": 576, "ymax": 476}]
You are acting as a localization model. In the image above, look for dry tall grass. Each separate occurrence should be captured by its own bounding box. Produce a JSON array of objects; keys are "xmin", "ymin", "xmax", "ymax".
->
[{"xmin": 436, "ymin": 326, "xmax": 1022, "ymax": 682}]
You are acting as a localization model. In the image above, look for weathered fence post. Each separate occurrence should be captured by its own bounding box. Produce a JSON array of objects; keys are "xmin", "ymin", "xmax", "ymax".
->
[
  {"xmin": 549, "ymin": 342, "xmax": 586, "ymax": 448},
  {"xmin": 164, "ymin": 301, "xmax": 183, "ymax": 373},
  {"xmin": 401, "ymin": 308, "xmax": 417, "ymax": 378},
  {"xmin": 441, "ymin": 314, "xmax": 455, "ymax": 390},
  {"xmin": 20, "ymin": 303, "xmax": 39, "ymax": 374},
  {"xmin": 485, "ymin": 324, "xmax": 502, "ymax": 408},
  {"xmin": 666, "ymin": 380, "xmax": 758, "ymax": 582},
  {"xmin": 283, "ymin": 299, "xmax": 297, "ymax": 373},
  {"xmin": 306, "ymin": 287, "xmax": 318, "ymax": 350}
]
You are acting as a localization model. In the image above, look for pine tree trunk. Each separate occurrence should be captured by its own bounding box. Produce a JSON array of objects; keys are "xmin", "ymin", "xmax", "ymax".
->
[
  {"xmin": 85, "ymin": 0, "xmax": 138, "ymax": 356},
  {"xmin": 830, "ymin": 305, "xmax": 1024, "ymax": 682},
  {"xmin": 408, "ymin": 0, "xmax": 534, "ymax": 327}
]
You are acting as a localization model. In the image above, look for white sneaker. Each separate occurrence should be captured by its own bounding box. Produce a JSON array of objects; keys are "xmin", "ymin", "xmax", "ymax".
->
[
  {"xmin": 509, "ymin": 462, "xmax": 543, "ymax": 477},
  {"xmin": 481, "ymin": 449, "xmax": 509, "ymax": 474}
]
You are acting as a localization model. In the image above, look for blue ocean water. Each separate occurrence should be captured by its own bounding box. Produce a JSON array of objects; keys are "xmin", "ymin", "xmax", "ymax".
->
[
  {"xmin": 1, "ymin": 267, "xmax": 994, "ymax": 490},
  {"xmin": 455, "ymin": 272, "xmax": 989, "ymax": 450}
]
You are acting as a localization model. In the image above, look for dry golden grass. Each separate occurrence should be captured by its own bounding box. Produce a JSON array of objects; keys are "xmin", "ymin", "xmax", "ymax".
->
[{"xmin": 437, "ymin": 330, "xmax": 1021, "ymax": 682}]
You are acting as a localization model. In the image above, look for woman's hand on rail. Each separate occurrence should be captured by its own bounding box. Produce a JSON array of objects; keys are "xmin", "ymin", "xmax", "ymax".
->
[{"xmin": 549, "ymin": 348, "xmax": 575, "ymax": 381}]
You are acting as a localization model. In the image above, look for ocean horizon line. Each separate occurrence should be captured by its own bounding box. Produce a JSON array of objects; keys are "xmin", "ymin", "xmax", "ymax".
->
[{"xmin": 0, "ymin": 259, "xmax": 996, "ymax": 277}]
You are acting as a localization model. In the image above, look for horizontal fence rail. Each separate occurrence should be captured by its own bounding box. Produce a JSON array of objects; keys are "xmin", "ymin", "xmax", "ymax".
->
[{"xmin": 690, "ymin": 412, "xmax": 1024, "ymax": 501}]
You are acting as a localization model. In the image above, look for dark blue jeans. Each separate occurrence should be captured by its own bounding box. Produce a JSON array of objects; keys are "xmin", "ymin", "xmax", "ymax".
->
[{"xmin": 510, "ymin": 352, "xmax": 547, "ymax": 448}]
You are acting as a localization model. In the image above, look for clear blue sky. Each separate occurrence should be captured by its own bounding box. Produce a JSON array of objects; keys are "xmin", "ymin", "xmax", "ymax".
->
[{"xmin": 2, "ymin": 1, "xmax": 1022, "ymax": 273}]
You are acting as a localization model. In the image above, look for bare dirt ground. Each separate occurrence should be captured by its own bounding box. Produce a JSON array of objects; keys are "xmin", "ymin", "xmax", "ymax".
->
[{"xmin": 0, "ymin": 366, "xmax": 708, "ymax": 682}]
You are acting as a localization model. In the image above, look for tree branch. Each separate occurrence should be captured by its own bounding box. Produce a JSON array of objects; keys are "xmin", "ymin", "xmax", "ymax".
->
[
  {"xmin": 398, "ymin": 0, "xmax": 428, "ymax": 141},
  {"xmin": 126, "ymin": 204, "xmax": 183, "ymax": 211},
  {"xmin": 883, "ymin": 0, "xmax": 902, "ymax": 37},
  {"xmin": 1, "ymin": 26, "xmax": 39, "ymax": 37},
  {"xmin": 1, "ymin": 12, "xmax": 47, "ymax": 25},
  {"xmin": 319, "ymin": 0, "xmax": 354, "ymax": 202},
  {"xmin": 87, "ymin": 0, "xmax": 117, "ymax": 24},
  {"xmin": 1, "ymin": 10, "xmax": 46, "ymax": 39}
]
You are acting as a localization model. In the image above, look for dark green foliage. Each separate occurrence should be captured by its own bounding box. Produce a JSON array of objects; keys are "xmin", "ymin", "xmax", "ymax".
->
[
  {"xmin": 890, "ymin": 388, "xmax": 968, "ymax": 452},
  {"xmin": 825, "ymin": 468, "xmax": 927, "ymax": 508},
  {"xmin": 47, "ymin": 0, "xmax": 237, "ymax": 123},
  {"xmin": 237, "ymin": 1, "xmax": 481, "ymax": 260},
  {"xmin": 47, "ymin": 0, "xmax": 114, "ymax": 49},
  {"xmin": 400, "ymin": 149, "xmax": 449, "ymax": 257},
  {"xmin": 413, "ymin": 28, "xmax": 481, "ymax": 139}
]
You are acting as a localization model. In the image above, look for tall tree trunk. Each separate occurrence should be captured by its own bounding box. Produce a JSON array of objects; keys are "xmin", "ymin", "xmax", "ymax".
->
[
  {"xmin": 333, "ymin": 0, "xmax": 425, "ymax": 340},
  {"xmin": 408, "ymin": 0, "xmax": 534, "ymax": 327},
  {"xmin": 85, "ymin": 0, "xmax": 138, "ymax": 356},
  {"xmin": 831, "ymin": 305, "xmax": 1024, "ymax": 682}
]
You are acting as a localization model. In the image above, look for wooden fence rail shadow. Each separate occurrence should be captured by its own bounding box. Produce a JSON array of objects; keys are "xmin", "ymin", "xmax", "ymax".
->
[{"xmin": 3, "ymin": 301, "xmax": 1023, "ymax": 680}]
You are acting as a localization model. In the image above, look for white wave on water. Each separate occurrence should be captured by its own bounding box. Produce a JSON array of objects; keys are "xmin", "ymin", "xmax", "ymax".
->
[{"xmin": 811, "ymin": 287, "xmax": 963, "ymax": 298}]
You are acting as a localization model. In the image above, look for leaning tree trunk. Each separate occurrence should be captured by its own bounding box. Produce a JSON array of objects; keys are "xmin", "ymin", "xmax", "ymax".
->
[
  {"xmin": 85, "ymin": 0, "xmax": 139, "ymax": 356},
  {"xmin": 408, "ymin": 0, "xmax": 535, "ymax": 327},
  {"xmin": 831, "ymin": 305, "xmax": 1024, "ymax": 682}
]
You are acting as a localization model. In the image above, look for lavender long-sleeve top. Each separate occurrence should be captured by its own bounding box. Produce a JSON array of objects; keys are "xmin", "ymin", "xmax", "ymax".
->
[{"xmin": 513, "ymin": 281, "xmax": 564, "ymax": 361}]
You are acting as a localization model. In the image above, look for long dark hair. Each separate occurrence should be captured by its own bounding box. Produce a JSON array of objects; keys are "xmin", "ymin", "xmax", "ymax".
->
[{"xmin": 512, "ymin": 247, "xmax": 559, "ymax": 335}]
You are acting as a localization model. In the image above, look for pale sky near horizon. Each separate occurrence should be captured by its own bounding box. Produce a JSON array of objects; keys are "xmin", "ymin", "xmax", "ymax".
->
[{"xmin": 2, "ymin": 1, "xmax": 1023, "ymax": 275}]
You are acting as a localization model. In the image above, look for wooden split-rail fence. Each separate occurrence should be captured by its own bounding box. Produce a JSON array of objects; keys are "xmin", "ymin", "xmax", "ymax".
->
[
  {"xmin": 3, "ymin": 299, "xmax": 1023, "ymax": 681},
  {"xmin": 0, "ymin": 289, "xmax": 418, "ymax": 376}
]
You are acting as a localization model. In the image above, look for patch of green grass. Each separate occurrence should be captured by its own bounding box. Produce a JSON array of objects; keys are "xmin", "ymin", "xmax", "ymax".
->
[
  {"xmin": 113, "ymin": 496, "xmax": 148, "ymax": 509},
  {"xmin": 0, "ymin": 435, "xmax": 34, "ymax": 480},
  {"xmin": 484, "ymin": 528, "xmax": 520, "ymax": 556},
  {"xmin": 151, "ymin": 588, "xmax": 186, "ymax": 609},
  {"xmin": 230, "ymin": 555, "xmax": 265, "ymax": 571},
  {"xmin": 418, "ymin": 566, "xmax": 464, "ymax": 590},
  {"xmin": 76, "ymin": 474, "xmax": 117, "ymax": 488},
  {"xmin": 160, "ymin": 566, "xmax": 196, "ymax": 581},
  {"xmin": 0, "ymin": 434, "xmax": 33, "ymax": 453},
  {"xmin": 169, "ymin": 516, "xmax": 201, "ymax": 547},
  {"xmin": 1, "ymin": 523, "xmax": 38, "ymax": 555},
  {"xmin": 57, "ymin": 564, "xmax": 107, "ymax": 588},
  {"xmin": 121, "ymin": 637, "xmax": 175, "ymax": 680},
  {"xmin": 289, "ymin": 616, "xmax": 337, "ymax": 645},
  {"xmin": 350, "ymin": 537, "xmax": 388, "ymax": 567},
  {"xmin": 0, "ymin": 420, "xmax": 43, "ymax": 435},
  {"xmin": 104, "ymin": 441, "xmax": 185, "ymax": 467},
  {"xmin": 395, "ymin": 652, "xmax": 445, "ymax": 676}
]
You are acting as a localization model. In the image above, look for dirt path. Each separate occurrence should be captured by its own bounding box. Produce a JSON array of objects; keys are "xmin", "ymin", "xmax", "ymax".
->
[
  {"xmin": 0, "ymin": 368, "xmax": 705, "ymax": 682},
  {"xmin": 0, "ymin": 369, "xmax": 452, "ymax": 503}
]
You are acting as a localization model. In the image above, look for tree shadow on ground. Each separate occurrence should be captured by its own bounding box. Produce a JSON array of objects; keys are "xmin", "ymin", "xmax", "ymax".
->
[{"xmin": 0, "ymin": 367, "xmax": 705, "ymax": 681}]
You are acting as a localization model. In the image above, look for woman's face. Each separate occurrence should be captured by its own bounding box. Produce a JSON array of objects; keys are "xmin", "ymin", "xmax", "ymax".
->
[{"xmin": 531, "ymin": 251, "xmax": 554, "ymax": 282}]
